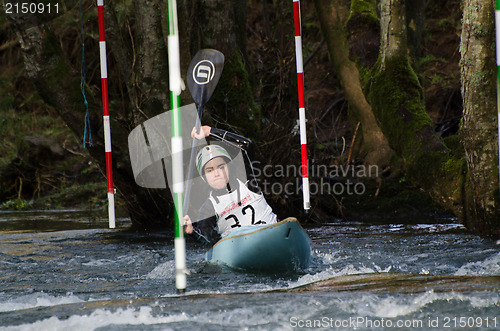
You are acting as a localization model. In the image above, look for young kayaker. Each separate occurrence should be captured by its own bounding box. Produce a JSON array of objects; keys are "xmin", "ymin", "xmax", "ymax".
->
[{"xmin": 183, "ymin": 125, "xmax": 277, "ymax": 244}]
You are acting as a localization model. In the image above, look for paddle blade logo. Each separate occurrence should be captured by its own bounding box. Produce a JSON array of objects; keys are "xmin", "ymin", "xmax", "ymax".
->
[
  {"xmin": 193, "ymin": 60, "xmax": 215, "ymax": 85},
  {"xmin": 186, "ymin": 49, "xmax": 224, "ymax": 106}
]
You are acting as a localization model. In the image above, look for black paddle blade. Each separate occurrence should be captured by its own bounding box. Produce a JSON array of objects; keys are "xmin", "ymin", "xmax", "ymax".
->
[{"xmin": 186, "ymin": 49, "xmax": 225, "ymax": 107}]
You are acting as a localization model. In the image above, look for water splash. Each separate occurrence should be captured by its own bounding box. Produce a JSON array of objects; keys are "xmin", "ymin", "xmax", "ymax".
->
[
  {"xmin": 0, "ymin": 292, "xmax": 85, "ymax": 313},
  {"xmin": 454, "ymin": 251, "xmax": 500, "ymax": 276}
]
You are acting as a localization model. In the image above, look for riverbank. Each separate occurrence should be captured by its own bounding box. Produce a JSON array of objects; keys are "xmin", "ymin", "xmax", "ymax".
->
[{"xmin": 0, "ymin": 108, "xmax": 108, "ymax": 212}]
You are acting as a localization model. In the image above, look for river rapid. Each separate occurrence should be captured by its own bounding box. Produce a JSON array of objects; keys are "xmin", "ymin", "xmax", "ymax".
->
[{"xmin": 0, "ymin": 210, "xmax": 498, "ymax": 330}]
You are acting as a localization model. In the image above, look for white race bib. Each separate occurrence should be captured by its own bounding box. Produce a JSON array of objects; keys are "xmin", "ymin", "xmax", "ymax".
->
[{"xmin": 209, "ymin": 179, "xmax": 277, "ymax": 237}]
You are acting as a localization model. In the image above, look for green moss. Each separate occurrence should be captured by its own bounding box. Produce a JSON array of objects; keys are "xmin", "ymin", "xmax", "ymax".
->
[
  {"xmin": 471, "ymin": 69, "xmax": 495, "ymax": 89},
  {"xmin": 365, "ymin": 52, "xmax": 470, "ymax": 203},
  {"xmin": 442, "ymin": 134, "xmax": 463, "ymax": 154},
  {"xmin": 443, "ymin": 155, "xmax": 465, "ymax": 174},
  {"xmin": 348, "ymin": 0, "xmax": 379, "ymax": 27},
  {"xmin": 368, "ymin": 55, "xmax": 432, "ymax": 157}
]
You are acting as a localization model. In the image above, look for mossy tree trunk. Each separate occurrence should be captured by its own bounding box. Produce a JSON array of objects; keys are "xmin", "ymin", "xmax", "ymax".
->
[
  {"xmin": 314, "ymin": 0, "xmax": 395, "ymax": 168},
  {"xmin": 369, "ymin": 0, "xmax": 469, "ymax": 223},
  {"xmin": 460, "ymin": 0, "xmax": 500, "ymax": 235}
]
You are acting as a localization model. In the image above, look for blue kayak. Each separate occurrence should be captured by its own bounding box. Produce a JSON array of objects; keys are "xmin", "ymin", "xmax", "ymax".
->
[{"xmin": 205, "ymin": 218, "xmax": 312, "ymax": 272}]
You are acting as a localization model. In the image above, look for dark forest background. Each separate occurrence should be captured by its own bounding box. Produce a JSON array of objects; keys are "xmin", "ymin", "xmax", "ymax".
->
[{"xmin": 1, "ymin": 0, "xmax": 498, "ymax": 236}]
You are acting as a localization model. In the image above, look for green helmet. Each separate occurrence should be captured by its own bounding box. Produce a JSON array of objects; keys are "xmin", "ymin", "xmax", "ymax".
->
[{"xmin": 196, "ymin": 145, "xmax": 232, "ymax": 175}]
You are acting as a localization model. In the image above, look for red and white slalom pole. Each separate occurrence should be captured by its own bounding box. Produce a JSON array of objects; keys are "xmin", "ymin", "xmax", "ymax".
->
[
  {"xmin": 97, "ymin": 0, "xmax": 116, "ymax": 228},
  {"xmin": 292, "ymin": 0, "xmax": 310, "ymax": 211}
]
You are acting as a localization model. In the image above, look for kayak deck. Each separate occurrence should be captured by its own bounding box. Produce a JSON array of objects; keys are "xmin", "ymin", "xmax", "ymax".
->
[{"xmin": 205, "ymin": 217, "xmax": 312, "ymax": 272}]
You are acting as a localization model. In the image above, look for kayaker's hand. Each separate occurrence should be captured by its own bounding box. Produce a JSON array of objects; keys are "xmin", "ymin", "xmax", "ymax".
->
[
  {"xmin": 191, "ymin": 126, "xmax": 211, "ymax": 140},
  {"xmin": 183, "ymin": 215, "xmax": 193, "ymax": 234}
]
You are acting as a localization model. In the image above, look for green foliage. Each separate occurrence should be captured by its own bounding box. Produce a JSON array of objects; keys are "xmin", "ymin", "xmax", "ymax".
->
[
  {"xmin": 0, "ymin": 107, "xmax": 73, "ymax": 168},
  {"xmin": 37, "ymin": 181, "xmax": 108, "ymax": 210},
  {"xmin": 0, "ymin": 199, "xmax": 33, "ymax": 210},
  {"xmin": 0, "ymin": 180, "xmax": 109, "ymax": 211}
]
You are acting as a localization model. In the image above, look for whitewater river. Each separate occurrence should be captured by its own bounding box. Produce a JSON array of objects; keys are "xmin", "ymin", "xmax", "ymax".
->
[{"xmin": 0, "ymin": 210, "xmax": 498, "ymax": 330}]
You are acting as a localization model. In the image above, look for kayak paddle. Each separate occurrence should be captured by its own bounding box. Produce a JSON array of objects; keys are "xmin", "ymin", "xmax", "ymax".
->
[{"xmin": 183, "ymin": 49, "xmax": 225, "ymax": 215}]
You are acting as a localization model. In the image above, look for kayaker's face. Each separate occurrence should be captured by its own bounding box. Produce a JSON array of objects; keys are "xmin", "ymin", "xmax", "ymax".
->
[{"xmin": 204, "ymin": 157, "xmax": 229, "ymax": 190}]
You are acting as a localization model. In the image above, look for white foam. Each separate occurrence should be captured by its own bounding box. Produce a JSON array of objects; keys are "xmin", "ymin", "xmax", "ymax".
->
[
  {"xmin": 314, "ymin": 249, "xmax": 342, "ymax": 264},
  {"xmin": 81, "ymin": 255, "xmax": 138, "ymax": 267},
  {"xmin": 0, "ymin": 292, "xmax": 85, "ymax": 313},
  {"xmin": 454, "ymin": 252, "xmax": 500, "ymax": 276},
  {"xmin": 146, "ymin": 260, "xmax": 176, "ymax": 279},
  {"xmin": 0, "ymin": 307, "xmax": 187, "ymax": 331},
  {"xmin": 2, "ymin": 288, "xmax": 498, "ymax": 330},
  {"xmin": 335, "ymin": 290, "xmax": 500, "ymax": 318},
  {"xmin": 287, "ymin": 264, "xmax": 392, "ymax": 289}
]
